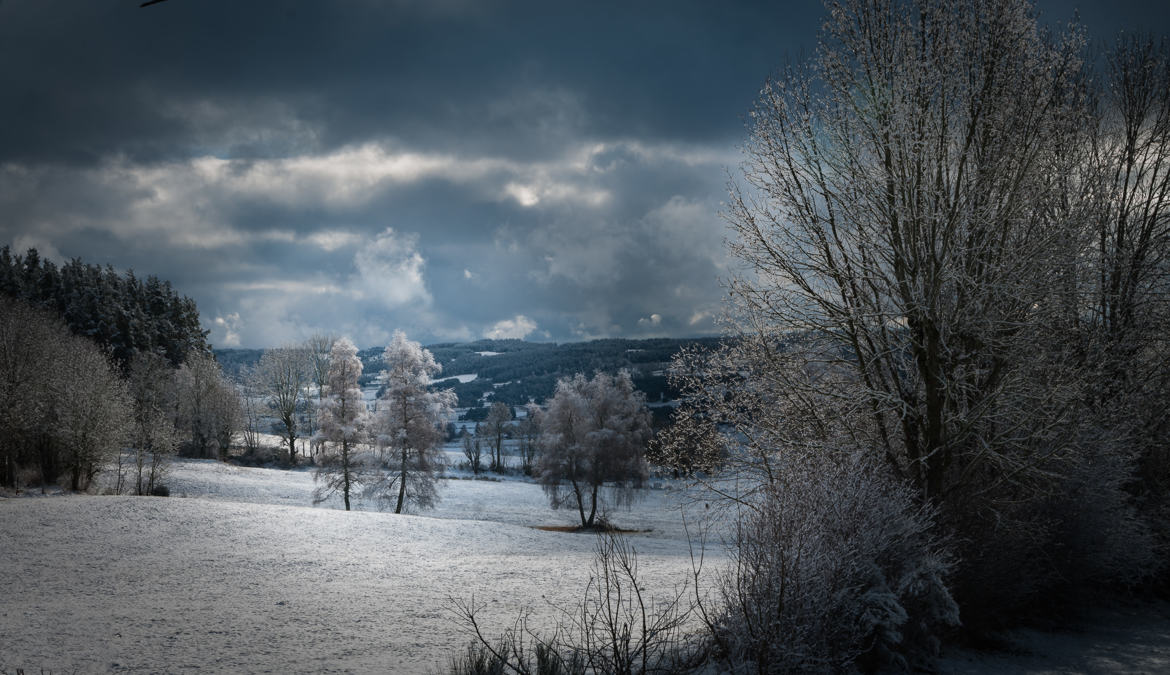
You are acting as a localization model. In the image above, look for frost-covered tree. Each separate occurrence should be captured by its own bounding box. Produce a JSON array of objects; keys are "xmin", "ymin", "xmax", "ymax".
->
[
  {"xmin": 518, "ymin": 402, "xmax": 542, "ymax": 475},
  {"xmin": 661, "ymin": 0, "xmax": 1164, "ymax": 647},
  {"xmin": 304, "ymin": 333, "xmax": 336, "ymax": 459},
  {"xmin": 313, "ymin": 337, "xmax": 365, "ymax": 511},
  {"xmin": 461, "ymin": 433, "xmax": 483, "ymax": 475},
  {"xmin": 126, "ymin": 352, "xmax": 178, "ymax": 495},
  {"xmin": 56, "ymin": 337, "xmax": 132, "ymax": 492},
  {"xmin": 483, "ymin": 401, "xmax": 511, "ymax": 472},
  {"xmin": 536, "ymin": 371, "xmax": 650, "ymax": 529},
  {"xmin": 0, "ymin": 298, "xmax": 61, "ymax": 488},
  {"xmin": 176, "ymin": 351, "xmax": 240, "ymax": 460},
  {"xmin": 0, "ymin": 297, "xmax": 131, "ymax": 492},
  {"xmin": 371, "ymin": 331, "xmax": 455, "ymax": 514},
  {"xmin": 254, "ymin": 345, "xmax": 310, "ymax": 465},
  {"xmin": 1072, "ymin": 35, "xmax": 1170, "ymax": 544},
  {"xmin": 720, "ymin": 0, "xmax": 1092, "ymax": 507}
]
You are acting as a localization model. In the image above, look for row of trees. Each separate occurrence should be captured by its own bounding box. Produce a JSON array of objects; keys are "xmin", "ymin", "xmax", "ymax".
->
[
  {"xmin": 0, "ymin": 296, "xmax": 239, "ymax": 494},
  {"xmin": 307, "ymin": 331, "xmax": 455, "ymax": 513},
  {"xmin": 0, "ymin": 247, "xmax": 211, "ymax": 368},
  {"xmin": 244, "ymin": 331, "xmax": 655, "ymax": 527}
]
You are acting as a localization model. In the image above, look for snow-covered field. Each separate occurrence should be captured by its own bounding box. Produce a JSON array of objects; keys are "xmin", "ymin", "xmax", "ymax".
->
[
  {"xmin": 3, "ymin": 456, "xmax": 1168, "ymax": 674},
  {"xmin": 0, "ymin": 457, "xmax": 720, "ymax": 673}
]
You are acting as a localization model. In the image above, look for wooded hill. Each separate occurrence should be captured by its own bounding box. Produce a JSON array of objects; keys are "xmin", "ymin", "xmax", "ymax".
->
[{"xmin": 215, "ymin": 337, "xmax": 723, "ymax": 409}]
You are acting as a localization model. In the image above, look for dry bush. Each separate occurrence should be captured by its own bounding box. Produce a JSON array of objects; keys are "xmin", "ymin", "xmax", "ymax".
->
[
  {"xmin": 703, "ymin": 451, "xmax": 958, "ymax": 673},
  {"xmin": 451, "ymin": 531, "xmax": 700, "ymax": 675}
]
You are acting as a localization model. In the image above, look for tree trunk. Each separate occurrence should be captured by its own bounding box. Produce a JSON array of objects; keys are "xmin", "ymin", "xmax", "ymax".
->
[
  {"xmin": 586, "ymin": 484, "xmax": 598, "ymax": 528},
  {"xmin": 342, "ymin": 441, "xmax": 351, "ymax": 511},
  {"xmin": 395, "ymin": 449, "xmax": 407, "ymax": 514},
  {"xmin": 571, "ymin": 478, "xmax": 587, "ymax": 528}
]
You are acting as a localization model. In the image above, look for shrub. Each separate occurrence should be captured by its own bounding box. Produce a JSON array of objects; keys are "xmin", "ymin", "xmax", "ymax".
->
[{"xmin": 706, "ymin": 450, "xmax": 959, "ymax": 673}]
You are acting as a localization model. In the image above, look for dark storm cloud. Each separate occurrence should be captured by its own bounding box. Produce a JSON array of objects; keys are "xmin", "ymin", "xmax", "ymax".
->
[
  {"xmin": 2, "ymin": 1, "xmax": 1168, "ymax": 347},
  {"xmin": 0, "ymin": 1, "xmax": 815, "ymax": 166}
]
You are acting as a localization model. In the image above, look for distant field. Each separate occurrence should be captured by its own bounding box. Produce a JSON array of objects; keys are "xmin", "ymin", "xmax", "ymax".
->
[{"xmin": 0, "ymin": 459, "xmax": 722, "ymax": 673}]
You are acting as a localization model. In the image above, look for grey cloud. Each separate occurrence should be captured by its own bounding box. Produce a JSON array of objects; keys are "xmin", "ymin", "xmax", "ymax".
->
[{"xmin": 2, "ymin": 1, "xmax": 1167, "ymax": 347}]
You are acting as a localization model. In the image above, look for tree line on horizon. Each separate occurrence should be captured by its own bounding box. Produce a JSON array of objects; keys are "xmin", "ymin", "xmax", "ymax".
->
[{"xmin": 0, "ymin": 246, "xmax": 210, "ymax": 369}]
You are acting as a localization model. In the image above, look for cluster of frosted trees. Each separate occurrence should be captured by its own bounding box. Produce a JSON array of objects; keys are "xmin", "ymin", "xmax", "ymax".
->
[
  {"xmin": 304, "ymin": 334, "xmax": 653, "ymax": 521},
  {"xmin": 294, "ymin": 331, "xmax": 455, "ymax": 513},
  {"xmin": 0, "ymin": 296, "xmax": 239, "ymax": 495}
]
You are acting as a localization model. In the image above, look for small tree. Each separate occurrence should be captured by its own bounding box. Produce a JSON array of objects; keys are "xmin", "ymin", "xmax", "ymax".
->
[
  {"xmin": 462, "ymin": 433, "xmax": 483, "ymax": 475},
  {"xmin": 176, "ymin": 350, "xmax": 239, "ymax": 460},
  {"xmin": 518, "ymin": 402, "xmax": 542, "ymax": 475},
  {"xmin": 372, "ymin": 330, "xmax": 455, "ymax": 514},
  {"xmin": 313, "ymin": 337, "xmax": 365, "ymax": 511},
  {"xmin": 254, "ymin": 345, "xmax": 310, "ymax": 465},
  {"xmin": 126, "ymin": 352, "xmax": 178, "ymax": 495},
  {"xmin": 237, "ymin": 365, "xmax": 265, "ymax": 457},
  {"xmin": 483, "ymin": 401, "xmax": 511, "ymax": 472},
  {"xmin": 56, "ymin": 337, "xmax": 132, "ymax": 492},
  {"xmin": 536, "ymin": 371, "xmax": 651, "ymax": 529},
  {"xmin": 304, "ymin": 333, "xmax": 336, "ymax": 460}
]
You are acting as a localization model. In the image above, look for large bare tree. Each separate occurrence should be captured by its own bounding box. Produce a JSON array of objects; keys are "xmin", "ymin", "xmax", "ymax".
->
[
  {"xmin": 663, "ymin": 0, "xmax": 1164, "ymax": 641},
  {"xmin": 715, "ymin": 0, "xmax": 1090, "ymax": 507}
]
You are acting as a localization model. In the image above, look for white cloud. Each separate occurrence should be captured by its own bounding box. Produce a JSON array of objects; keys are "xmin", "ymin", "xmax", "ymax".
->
[
  {"xmin": 222, "ymin": 279, "xmax": 350, "ymax": 296},
  {"xmin": 502, "ymin": 178, "xmax": 609, "ymax": 209},
  {"xmin": 504, "ymin": 182, "xmax": 541, "ymax": 207},
  {"xmin": 306, "ymin": 230, "xmax": 362, "ymax": 251},
  {"xmin": 11, "ymin": 234, "xmax": 64, "ymax": 264},
  {"xmin": 354, "ymin": 228, "xmax": 431, "ymax": 309},
  {"xmin": 483, "ymin": 314, "xmax": 538, "ymax": 340},
  {"xmin": 688, "ymin": 310, "xmax": 712, "ymax": 326},
  {"xmin": 638, "ymin": 313, "xmax": 662, "ymax": 327},
  {"xmin": 211, "ymin": 312, "xmax": 243, "ymax": 347}
]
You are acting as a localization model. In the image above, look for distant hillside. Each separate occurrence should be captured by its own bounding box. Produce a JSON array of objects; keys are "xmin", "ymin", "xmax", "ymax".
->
[{"xmin": 215, "ymin": 337, "xmax": 723, "ymax": 408}]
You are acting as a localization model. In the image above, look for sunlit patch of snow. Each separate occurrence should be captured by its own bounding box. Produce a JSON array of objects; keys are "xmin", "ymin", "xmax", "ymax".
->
[
  {"xmin": 431, "ymin": 373, "xmax": 478, "ymax": 385},
  {"xmin": 0, "ymin": 457, "xmax": 725, "ymax": 673}
]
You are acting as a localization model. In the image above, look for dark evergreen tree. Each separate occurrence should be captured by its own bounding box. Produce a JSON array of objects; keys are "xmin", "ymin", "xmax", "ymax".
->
[{"xmin": 0, "ymin": 246, "xmax": 211, "ymax": 368}]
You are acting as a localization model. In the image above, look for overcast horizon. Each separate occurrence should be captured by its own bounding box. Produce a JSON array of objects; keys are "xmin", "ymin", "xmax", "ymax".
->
[{"xmin": 3, "ymin": 0, "xmax": 1168, "ymax": 349}]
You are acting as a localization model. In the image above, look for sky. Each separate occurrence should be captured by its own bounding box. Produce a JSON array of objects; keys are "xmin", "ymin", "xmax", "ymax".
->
[{"xmin": 2, "ymin": 1, "xmax": 1168, "ymax": 349}]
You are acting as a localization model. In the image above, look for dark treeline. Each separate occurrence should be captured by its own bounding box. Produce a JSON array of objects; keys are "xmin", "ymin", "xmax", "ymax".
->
[{"xmin": 0, "ymin": 246, "xmax": 210, "ymax": 369}]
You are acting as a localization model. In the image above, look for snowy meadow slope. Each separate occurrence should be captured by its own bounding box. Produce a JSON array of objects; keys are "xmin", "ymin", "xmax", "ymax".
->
[{"xmin": 0, "ymin": 459, "xmax": 719, "ymax": 673}]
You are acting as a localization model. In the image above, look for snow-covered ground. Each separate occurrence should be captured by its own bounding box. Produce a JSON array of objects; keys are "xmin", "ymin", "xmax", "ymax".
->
[
  {"xmin": 162, "ymin": 454, "xmax": 709, "ymax": 540},
  {"xmin": 0, "ymin": 457, "xmax": 722, "ymax": 673},
  {"xmin": 3, "ymin": 456, "xmax": 1168, "ymax": 674},
  {"xmin": 432, "ymin": 373, "xmax": 478, "ymax": 384}
]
